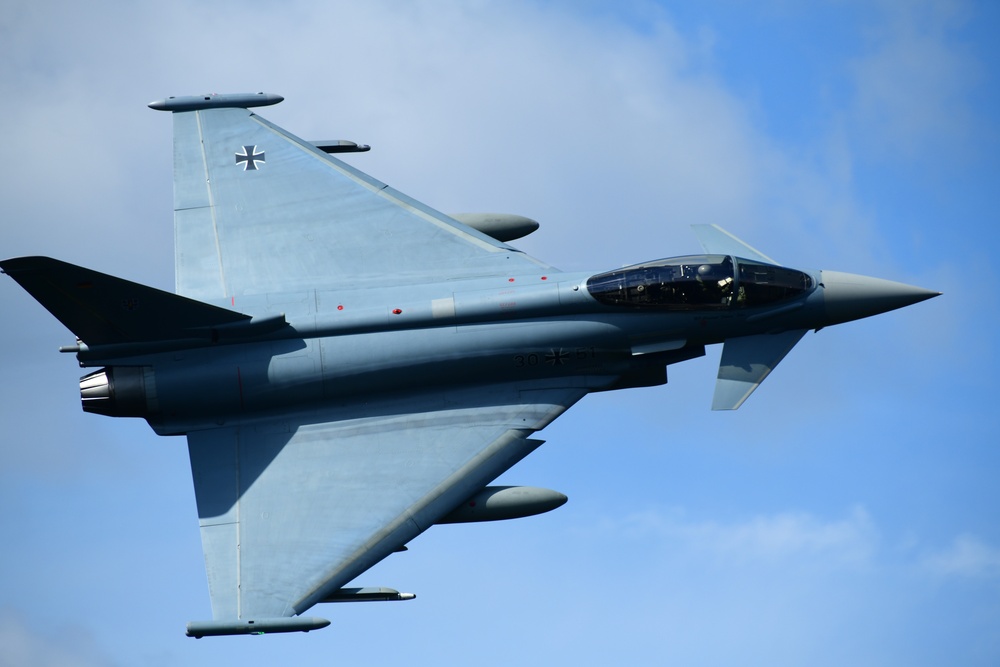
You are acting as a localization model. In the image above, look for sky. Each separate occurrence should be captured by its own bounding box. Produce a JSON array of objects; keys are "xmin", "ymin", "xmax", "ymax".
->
[{"xmin": 0, "ymin": 0, "xmax": 997, "ymax": 665}]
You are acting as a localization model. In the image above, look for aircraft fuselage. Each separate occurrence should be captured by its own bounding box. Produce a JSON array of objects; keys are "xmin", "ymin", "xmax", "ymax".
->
[{"xmin": 75, "ymin": 259, "xmax": 926, "ymax": 435}]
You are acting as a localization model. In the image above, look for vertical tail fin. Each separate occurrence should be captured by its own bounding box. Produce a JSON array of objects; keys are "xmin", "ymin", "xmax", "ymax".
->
[
  {"xmin": 691, "ymin": 224, "xmax": 778, "ymax": 265},
  {"xmin": 1, "ymin": 256, "xmax": 249, "ymax": 346}
]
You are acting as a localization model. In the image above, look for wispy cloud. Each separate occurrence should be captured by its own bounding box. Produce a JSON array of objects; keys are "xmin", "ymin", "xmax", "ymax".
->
[
  {"xmin": 0, "ymin": 2, "xmax": 993, "ymax": 665},
  {"xmin": 849, "ymin": 0, "xmax": 982, "ymax": 159},
  {"xmin": 922, "ymin": 534, "xmax": 1000, "ymax": 579},
  {"xmin": 595, "ymin": 505, "xmax": 878, "ymax": 569}
]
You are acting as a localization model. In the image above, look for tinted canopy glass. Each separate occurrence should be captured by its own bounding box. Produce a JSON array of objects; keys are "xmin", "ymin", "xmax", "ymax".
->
[
  {"xmin": 586, "ymin": 255, "xmax": 812, "ymax": 311},
  {"xmin": 736, "ymin": 259, "xmax": 814, "ymax": 306},
  {"xmin": 586, "ymin": 255, "xmax": 736, "ymax": 310}
]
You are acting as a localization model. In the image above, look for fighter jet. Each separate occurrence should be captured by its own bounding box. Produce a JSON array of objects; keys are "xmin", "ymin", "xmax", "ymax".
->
[{"xmin": 0, "ymin": 92, "xmax": 939, "ymax": 637}]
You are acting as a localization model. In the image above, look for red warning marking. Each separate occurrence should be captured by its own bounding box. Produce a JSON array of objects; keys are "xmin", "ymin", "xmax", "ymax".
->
[
  {"xmin": 337, "ymin": 305, "xmax": 344, "ymax": 311},
  {"xmin": 508, "ymin": 278, "xmax": 515, "ymax": 282},
  {"xmin": 392, "ymin": 308, "xmax": 402, "ymax": 315}
]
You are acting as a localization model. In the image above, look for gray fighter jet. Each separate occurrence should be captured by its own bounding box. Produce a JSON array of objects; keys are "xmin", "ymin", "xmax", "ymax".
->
[{"xmin": 0, "ymin": 93, "xmax": 939, "ymax": 637}]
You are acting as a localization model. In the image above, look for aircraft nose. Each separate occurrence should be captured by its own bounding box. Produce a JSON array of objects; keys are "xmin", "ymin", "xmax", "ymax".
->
[{"xmin": 820, "ymin": 270, "xmax": 940, "ymax": 325}]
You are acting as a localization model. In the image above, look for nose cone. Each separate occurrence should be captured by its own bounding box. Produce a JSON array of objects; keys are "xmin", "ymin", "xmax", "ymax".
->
[{"xmin": 821, "ymin": 270, "xmax": 940, "ymax": 325}]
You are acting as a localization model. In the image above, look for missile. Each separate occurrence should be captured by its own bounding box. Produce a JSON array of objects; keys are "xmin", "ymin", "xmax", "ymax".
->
[
  {"xmin": 309, "ymin": 140, "xmax": 371, "ymax": 154},
  {"xmin": 321, "ymin": 587, "xmax": 416, "ymax": 603}
]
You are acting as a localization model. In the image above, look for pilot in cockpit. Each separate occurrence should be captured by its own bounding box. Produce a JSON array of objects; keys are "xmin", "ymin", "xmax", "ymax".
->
[{"xmin": 695, "ymin": 258, "xmax": 735, "ymax": 306}]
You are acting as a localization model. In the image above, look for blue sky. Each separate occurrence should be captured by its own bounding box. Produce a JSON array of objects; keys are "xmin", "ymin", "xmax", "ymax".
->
[{"xmin": 1, "ymin": 1, "xmax": 997, "ymax": 665}]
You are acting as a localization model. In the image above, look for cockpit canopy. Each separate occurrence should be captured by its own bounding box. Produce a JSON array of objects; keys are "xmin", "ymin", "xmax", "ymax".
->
[{"xmin": 586, "ymin": 255, "xmax": 813, "ymax": 310}]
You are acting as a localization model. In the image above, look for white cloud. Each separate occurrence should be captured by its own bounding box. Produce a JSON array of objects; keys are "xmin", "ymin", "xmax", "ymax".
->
[
  {"xmin": 849, "ymin": 0, "xmax": 981, "ymax": 159},
  {"xmin": 923, "ymin": 534, "xmax": 1000, "ymax": 579},
  {"xmin": 595, "ymin": 505, "xmax": 878, "ymax": 569},
  {"xmin": 0, "ymin": 2, "xmax": 992, "ymax": 665},
  {"xmin": 0, "ymin": 0, "xmax": 851, "ymax": 271}
]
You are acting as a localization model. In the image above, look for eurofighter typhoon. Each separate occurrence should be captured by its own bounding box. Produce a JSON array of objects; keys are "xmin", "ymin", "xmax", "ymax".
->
[{"xmin": 1, "ymin": 93, "xmax": 939, "ymax": 637}]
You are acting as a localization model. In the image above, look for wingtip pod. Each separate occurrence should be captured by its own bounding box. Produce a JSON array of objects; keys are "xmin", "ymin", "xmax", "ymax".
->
[
  {"xmin": 185, "ymin": 616, "xmax": 330, "ymax": 638},
  {"xmin": 149, "ymin": 92, "xmax": 283, "ymax": 112}
]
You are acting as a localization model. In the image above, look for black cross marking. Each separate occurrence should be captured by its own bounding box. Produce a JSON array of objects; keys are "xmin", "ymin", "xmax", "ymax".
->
[
  {"xmin": 545, "ymin": 348, "xmax": 568, "ymax": 365},
  {"xmin": 235, "ymin": 145, "xmax": 265, "ymax": 171}
]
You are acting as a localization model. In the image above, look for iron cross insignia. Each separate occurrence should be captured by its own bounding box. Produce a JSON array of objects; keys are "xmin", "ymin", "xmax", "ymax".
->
[
  {"xmin": 545, "ymin": 348, "xmax": 568, "ymax": 365},
  {"xmin": 235, "ymin": 145, "xmax": 265, "ymax": 171}
]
